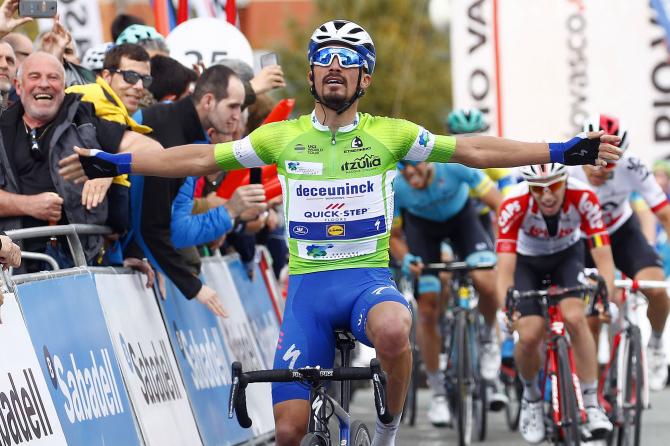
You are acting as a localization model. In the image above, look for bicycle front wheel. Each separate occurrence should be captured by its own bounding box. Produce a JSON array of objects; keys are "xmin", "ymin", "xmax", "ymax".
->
[
  {"xmin": 300, "ymin": 432, "xmax": 329, "ymax": 446},
  {"xmin": 455, "ymin": 312, "xmax": 473, "ymax": 446},
  {"xmin": 616, "ymin": 326, "xmax": 644, "ymax": 446},
  {"xmin": 556, "ymin": 336, "xmax": 581, "ymax": 446},
  {"xmin": 350, "ymin": 420, "xmax": 372, "ymax": 446},
  {"xmin": 503, "ymin": 370, "xmax": 522, "ymax": 431}
]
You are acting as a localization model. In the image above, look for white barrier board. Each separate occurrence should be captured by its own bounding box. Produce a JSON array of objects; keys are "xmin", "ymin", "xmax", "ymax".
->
[
  {"xmin": 0, "ymin": 293, "xmax": 67, "ymax": 445},
  {"xmin": 201, "ymin": 261, "xmax": 275, "ymax": 436},
  {"xmin": 95, "ymin": 274, "xmax": 203, "ymax": 446}
]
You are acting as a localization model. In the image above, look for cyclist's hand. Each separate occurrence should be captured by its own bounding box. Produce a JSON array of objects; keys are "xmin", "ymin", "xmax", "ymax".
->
[
  {"xmin": 195, "ymin": 285, "xmax": 229, "ymax": 318},
  {"xmin": 401, "ymin": 253, "xmax": 423, "ymax": 277},
  {"xmin": 549, "ymin": 130, "xmax": 622, "ymax": 167}
]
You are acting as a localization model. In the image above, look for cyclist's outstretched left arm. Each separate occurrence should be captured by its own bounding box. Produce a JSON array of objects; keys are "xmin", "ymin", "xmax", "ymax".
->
[{"xmin": 446, "ymin": 132, "xmax": 621, "ymax": 169}]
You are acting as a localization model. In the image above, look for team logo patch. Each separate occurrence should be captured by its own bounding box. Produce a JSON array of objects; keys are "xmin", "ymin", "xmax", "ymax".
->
[
  {"xmin": 326, "ymin": 224, "xmax": 345, "ymax": 237},
  {"xmin": 285, "ymin": 160, "xmax": 324, "ymax": 176},
  {"xmin": 293, "ymin": 225, "xmax": 309, "ymax": 235},
  {"xmin": 294, "ymin": 144, "xmax": 305, "ymax": 152},
  {"xmin": 306, "ymin": 244, "xmax": 334, "ymax": 258},
  {"xmin": 352, "ymin": 136, "xmax": 363, "ymax": 148}
]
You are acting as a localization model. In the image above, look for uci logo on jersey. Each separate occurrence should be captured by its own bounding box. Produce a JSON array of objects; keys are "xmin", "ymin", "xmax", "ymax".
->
[{"xmin": 326, "ymin": 224, "xmax": 345, "ymax": 237}]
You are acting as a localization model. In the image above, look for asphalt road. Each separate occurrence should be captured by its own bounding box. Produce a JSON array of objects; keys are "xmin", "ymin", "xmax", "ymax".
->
[{"xmin": 349, "ymin": 386, "xmax": 670, "ymax": 445}]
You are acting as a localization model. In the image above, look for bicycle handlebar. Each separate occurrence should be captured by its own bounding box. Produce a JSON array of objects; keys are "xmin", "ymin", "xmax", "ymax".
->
[
  {"xmin": 615, "ymin": 279, "xmax": 670, "ymax": 292},
  {"xmin": 422, "ymin": 261, "xmax": 496, "ymax": 273},
  {"xmin": 505, "ymin": 273, "xmax": 608, "ymax": 318},
  {"xmin": 228, "ymin": 359, "xmax": 393, "ymax": 427}
]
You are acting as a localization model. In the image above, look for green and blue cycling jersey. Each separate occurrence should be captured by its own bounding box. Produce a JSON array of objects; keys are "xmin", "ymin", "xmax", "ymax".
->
[
  {"xmin": 213, "ymin": 111, "xmax": 456, "ymax": 275},
  {"xmin": 393, "ymin": 163, "xmax": 490, "ymax": 223}
]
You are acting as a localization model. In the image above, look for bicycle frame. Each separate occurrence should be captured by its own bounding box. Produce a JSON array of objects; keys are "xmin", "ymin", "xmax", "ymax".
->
[
  {"xmin": 540, "ymin": 297, "xmax": 588, "ymax": 429},
  {"xmin": 308, "ymin": 385, "xmax": 354, "ymax": 443}
]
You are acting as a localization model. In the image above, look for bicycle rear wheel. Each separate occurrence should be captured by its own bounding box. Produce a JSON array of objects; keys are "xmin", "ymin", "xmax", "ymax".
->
[
  {"xmin": 556, "ymin": 336, "xmax": 581, "ymax": 446},
  {"xmin": 350, "ymin": 420, "xmax": 372, "ymax": 446},
  {"xmin": 616, "ymin": 326, "xmax": 643, "ymax": 446},
  {"xmin": 455, "ymin": 312, "xmax": 473, "ymax": 445}
]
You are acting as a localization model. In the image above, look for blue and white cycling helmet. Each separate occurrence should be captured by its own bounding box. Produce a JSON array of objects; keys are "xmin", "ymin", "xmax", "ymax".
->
[
  {"xmin": 307, "ymin": 20, "xmax": 376, "ymax": 74},
  {"xmin": 447, "ymin": 108, "xmax": 486, "ymax": 134}
]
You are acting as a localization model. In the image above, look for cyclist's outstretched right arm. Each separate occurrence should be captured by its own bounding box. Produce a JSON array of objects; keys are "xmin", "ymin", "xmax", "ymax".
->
[{"xmin": 496, "ymin": 252, "xmax": 516, "ymax": 308}]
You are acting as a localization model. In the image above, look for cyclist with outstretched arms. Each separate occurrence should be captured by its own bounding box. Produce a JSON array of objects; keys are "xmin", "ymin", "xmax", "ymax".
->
[
  {"xmin": 570, "ymin": 114, "xmax": 670, "ymax": 390},
  {"xmin": 390, "ymin": 160, "xmax": 505, "ymax": 426},
  {"xmin": 496, "ymin": 163, "xmax": 616, "ymax": 443},
  {"xmin": 61, "ymin": 20, "xmax": 621, "ymax": 446}
]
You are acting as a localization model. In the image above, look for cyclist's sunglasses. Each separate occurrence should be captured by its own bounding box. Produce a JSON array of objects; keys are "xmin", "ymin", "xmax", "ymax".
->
[
  {"xmin": 311, "ymin": 47, "xmax": 367, "ymax": 70},
  {"xmin": 397, "ymin": 160, "xmax": 421, "ymax": 170},
  {"xmin": 527, "ymin": 176, "xmax": 566, "ymax": 195},
  {"xmin": 110, "ymin": 69, "xmax": 153, "ymax": 87}
]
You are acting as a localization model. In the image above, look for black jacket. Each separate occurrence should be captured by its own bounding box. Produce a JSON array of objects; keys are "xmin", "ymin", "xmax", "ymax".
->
[{"xmin": 130, "ymin": 97, "xmax": 207, "ymax": 299}]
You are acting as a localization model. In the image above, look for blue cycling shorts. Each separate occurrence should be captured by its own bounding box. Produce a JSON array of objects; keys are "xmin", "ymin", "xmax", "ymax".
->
[{"xmin": 272, "ymin": 267, "xmax": 411, "ymax": 404}]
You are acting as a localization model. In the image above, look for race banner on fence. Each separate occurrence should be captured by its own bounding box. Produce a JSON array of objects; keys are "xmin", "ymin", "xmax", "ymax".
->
[
  {"xmin": 0, "ymin": 293, "xmax": 67, "ymax": 445},
  {"xmin": 451, "ymin": 0, "xmax": 670, "ymax": 162},
  {"xmin": 16, "ymin": 275, "xmax": 141, "ymax": 446},
  {"xmin": 158, "ymin": 277, "xmax": 252, "ymax": 445},
  {"xmin": 95, "ymin": 273, "xmax": 203, "ymax": 446},
  {"xmin": 201, "ymin": 258, "xmax": 275, "ymax": 436},
  {"xmin": 224, "ymin": 257, "xmax": 281, "ymax": 370}
]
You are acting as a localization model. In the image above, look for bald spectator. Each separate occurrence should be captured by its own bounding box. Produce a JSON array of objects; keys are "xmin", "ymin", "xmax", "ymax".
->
[
  {"xmin": 0, "ymin": 41, "xmax": 15, "ymax": 109},
  {"xmin": 2, "ymin": 32, "xmax": 31, "ymax": 64}
]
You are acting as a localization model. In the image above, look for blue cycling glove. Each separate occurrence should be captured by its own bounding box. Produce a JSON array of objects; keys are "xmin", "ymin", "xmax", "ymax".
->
[
  {"xmin": 401, "ymin": 253, "xmax": 422, "ymax": 276},
  {"xmin": 548, "ymin": 134, "xmax": 600, "ymax": 165},
  {"xmin": 79, "ymin": 150, "xmax": 132, "ymax": 178}
]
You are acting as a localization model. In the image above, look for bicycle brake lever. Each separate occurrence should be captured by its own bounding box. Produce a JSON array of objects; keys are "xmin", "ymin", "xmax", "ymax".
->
[{"xmin": 370, "ymin": 358, "xmax": 394, "ymax": 424}]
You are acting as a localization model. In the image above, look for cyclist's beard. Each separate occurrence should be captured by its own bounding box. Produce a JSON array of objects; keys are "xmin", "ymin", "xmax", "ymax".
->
[{"xmin": 320, "ymin": 90, "xmax": 350, "ymax": 112}]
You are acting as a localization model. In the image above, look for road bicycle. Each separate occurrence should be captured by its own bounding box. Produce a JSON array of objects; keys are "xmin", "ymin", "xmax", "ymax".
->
[
  {"xmin": 506, "ymin": 275, "xmax": 607, "ymax": 446},
  {"xmin": 424, "ymin": 260, "xmax": 495, "ymax": 446},
  {"xmin": 228, "ymin": 330, "xmax": 392, "ymax": 446},
  {"xmin": 598, "ymin": 278, "xmax": 664, "ymax": 446}
]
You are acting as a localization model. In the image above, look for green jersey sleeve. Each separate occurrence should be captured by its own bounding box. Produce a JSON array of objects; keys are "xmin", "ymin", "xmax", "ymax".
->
[
  {"xmin": 367, "ymin": 117, "xmax": 456, "ymax": 162},
  {"xmin": 213, "ymin": 120, "xmax": 295, "ymax": 171}
]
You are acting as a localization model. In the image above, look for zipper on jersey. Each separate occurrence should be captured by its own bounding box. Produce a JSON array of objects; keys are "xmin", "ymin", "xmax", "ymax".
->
[
  {"xmin": 330, "ymin": 130, "xmax": 337, "ymax": 145},
  {"xmin": 330, "ymin": 130, "xmax": 337, "ymax": 176}
]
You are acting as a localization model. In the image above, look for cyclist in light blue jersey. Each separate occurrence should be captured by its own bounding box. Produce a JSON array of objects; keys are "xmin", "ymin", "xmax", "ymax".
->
[{"xmin": 390, "ymin": 160, "xmax": 505, "ymax": 426}]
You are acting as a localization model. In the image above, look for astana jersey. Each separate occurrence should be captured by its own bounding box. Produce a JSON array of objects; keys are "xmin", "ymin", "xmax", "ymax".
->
[{"xmin": 213, "ymin": 111, "xmax": 456, "ymax": 275}]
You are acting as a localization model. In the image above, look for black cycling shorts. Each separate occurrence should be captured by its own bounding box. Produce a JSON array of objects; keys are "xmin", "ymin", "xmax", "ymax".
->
[
  {"xmin": 514, "ymin": 242, "xmax": 584, "ymax": 317},
  {"xmin": 583, "ymin": 215, "xmax": 662, "ymax": 277},
  {"xmin": 402, "ymin": 200, "xmax": 494, "ymax": 272}
]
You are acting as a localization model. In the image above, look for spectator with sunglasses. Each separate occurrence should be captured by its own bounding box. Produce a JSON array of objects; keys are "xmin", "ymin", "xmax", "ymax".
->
[
  {"xmin": 390, "ymin": 159, "xmax": 505, "ymax": 426},
  {"xmin": 0, "ymin": 51, "xmax": 161, "ymax": 272},
  {"xmin": 569, "ymin": 114, "xmax": 670, "ymax": 391},
  {"xmin": 496, "ymin": 163, "xmax": 615, "ymax": 442}
]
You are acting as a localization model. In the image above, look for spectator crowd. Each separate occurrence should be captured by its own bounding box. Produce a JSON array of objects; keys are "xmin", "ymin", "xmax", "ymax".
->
[{"xmin": 0, "ymin": 0, "xmax": 289, "ymax": 316}]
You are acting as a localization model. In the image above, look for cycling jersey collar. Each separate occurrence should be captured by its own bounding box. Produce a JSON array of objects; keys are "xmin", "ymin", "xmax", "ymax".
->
[{"xmin": 310, "ymin": 110, "xmax": 360, "ymax": 133}]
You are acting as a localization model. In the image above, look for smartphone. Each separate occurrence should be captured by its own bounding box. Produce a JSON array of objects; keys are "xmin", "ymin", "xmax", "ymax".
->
[
  {"xmin": 249, "ymin": 167, "xmax": 262, "ymax": 184},
  {"xmin": 260, "ymin": 52, "xmax": 279, "ymax": 68},
  {"xmin": 19, "ymin": 0, "xmax": 57, "ymax": 17}
]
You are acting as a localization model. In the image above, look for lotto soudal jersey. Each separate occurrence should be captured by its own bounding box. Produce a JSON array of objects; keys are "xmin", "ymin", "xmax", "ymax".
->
[
  {"xmin": 214, "ymin": 111, "xmax": 456, "ymax": 274},
  {"xmin": 496, "ymin": 177, "xmax": 610, "ymax": 256},
  {"xmin": 568, "ymin": 153, "xmax": 669, "ymax": 233}
]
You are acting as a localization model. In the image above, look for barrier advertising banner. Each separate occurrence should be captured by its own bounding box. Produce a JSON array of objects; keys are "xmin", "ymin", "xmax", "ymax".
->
[
  {"xmin": 451, "ymin": 0, "xmax": 670, "ymax": 162},
  {"xmin": 94, "ymin": 274, "xmax": 202, "ymax": 446},
  {"xmin": 201, "ymin": 259, "xmax": 274, "ymax": 436},
  {"xmin": 16, "ymin": 275, "xmax": 140, "ymax": 446},
  {"xmin": 158, "ymin": 278, "xmax": 251, "ymax": 445},
  {"xmin": 224, "ymin": 258, "xmax": 281, "ymax": 369},
  {"xmin": 0, "ymin": 293, "xmax": 67, "ymax": 445}
]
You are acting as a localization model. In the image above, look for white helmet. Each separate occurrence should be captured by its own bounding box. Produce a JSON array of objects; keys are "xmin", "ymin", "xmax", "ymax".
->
[
  {"xmin": 520, "ymin": 163, "xmax": 568, "ymax": 182},
  {"xmin": 583, "ymin": 113, "xmax": 630, "ymax": 150},
  {"xmin": 81, "ymin": 42, "xmax": 113, "ymax": 72},
  {"xmin": 307, "ymin": 20, "xmax": 376, "ymax": 73}
]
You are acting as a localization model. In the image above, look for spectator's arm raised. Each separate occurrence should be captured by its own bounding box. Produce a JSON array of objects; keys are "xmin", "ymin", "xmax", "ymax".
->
[{"xmin": 0, "ymin": 0, "xmax": 32, "ymax": 39}]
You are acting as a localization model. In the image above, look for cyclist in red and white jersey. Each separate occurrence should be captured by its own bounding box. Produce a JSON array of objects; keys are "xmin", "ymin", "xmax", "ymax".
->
[
  {"xmin": 569, "ymin": 113, "xmax": 670, "ymax": 390},
  {"xmin": 496, "ymin": 163, "xmax": 615, "ymax": 443}
]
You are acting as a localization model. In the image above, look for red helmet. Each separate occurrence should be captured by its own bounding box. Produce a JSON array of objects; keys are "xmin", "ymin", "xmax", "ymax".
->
[{"xmin": 583, "ymin": 114, "xmax": 630, "ymax": 150}]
